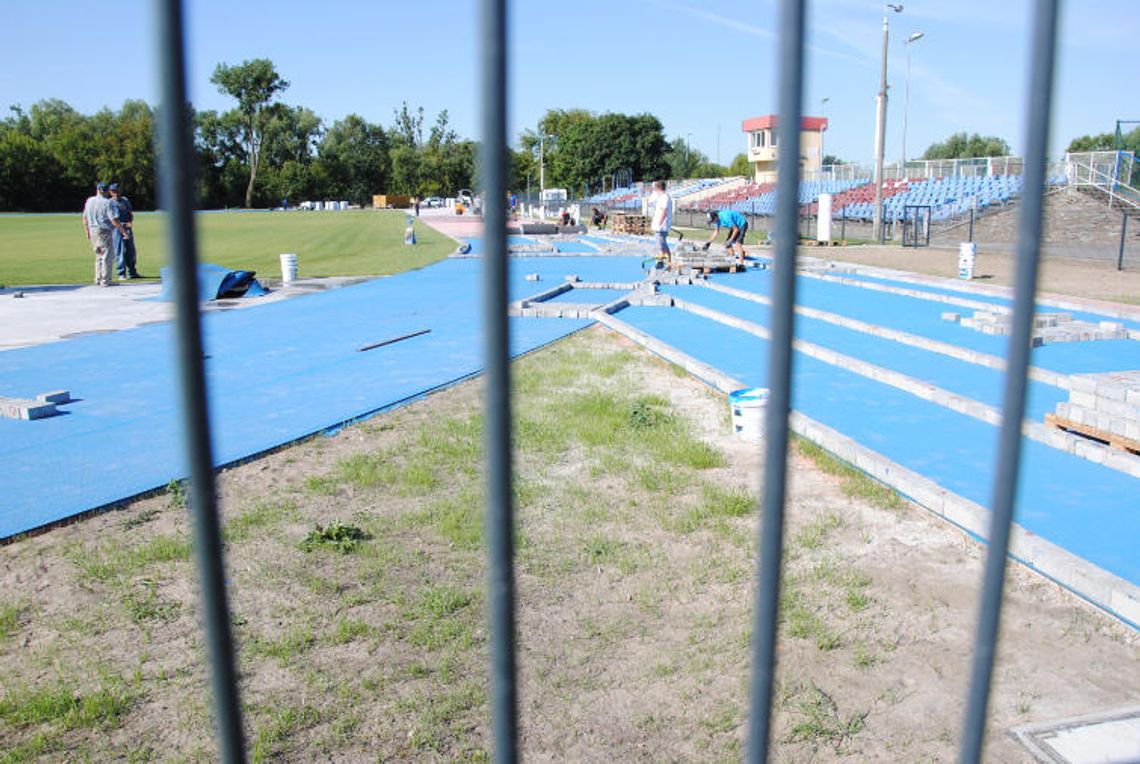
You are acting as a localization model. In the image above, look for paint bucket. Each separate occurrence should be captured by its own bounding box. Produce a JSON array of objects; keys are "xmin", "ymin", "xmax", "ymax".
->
[
  {"xmin": 958, "ymin": 242, "xmax": 976, "ymax": 280},
  {"xmin": 280, "ymin": 253, "xmax": 298, "ymax": 284},
  {"xmin": 729, "ymin": 387, "xmax": 769, "ymax": 441}
]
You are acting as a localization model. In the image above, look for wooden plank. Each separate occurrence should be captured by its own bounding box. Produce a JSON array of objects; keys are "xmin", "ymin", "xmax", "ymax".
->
[{"xmin": 1046, "ymin": 413, "xmax": 1140, "ymax": 455}]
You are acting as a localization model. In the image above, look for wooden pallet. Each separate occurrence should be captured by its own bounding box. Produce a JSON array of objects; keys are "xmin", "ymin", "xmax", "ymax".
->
[{"xmin": 1045, "ymin": 413, "xmax": 1140, "ymax": 455}]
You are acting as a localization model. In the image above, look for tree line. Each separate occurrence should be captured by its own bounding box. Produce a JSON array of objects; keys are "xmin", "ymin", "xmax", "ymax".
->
[
  {"xmin": 0, "ymin": 59, "xmax": 730, "ymax": 213},
  {"xmin": 5, "ymin": 56, "xmax": 1132, "ymax": 213}
]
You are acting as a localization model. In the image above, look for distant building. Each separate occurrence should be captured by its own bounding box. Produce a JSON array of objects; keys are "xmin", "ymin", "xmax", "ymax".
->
[{"xmin": 741, "ymin": 115, "xmax": 828, "ymax": 184}]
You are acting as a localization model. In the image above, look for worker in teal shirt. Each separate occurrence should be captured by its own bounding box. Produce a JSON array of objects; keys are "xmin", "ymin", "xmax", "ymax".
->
[{"xmin": 704, "ymin": 209, "xmax": 749, "ymax": 266}]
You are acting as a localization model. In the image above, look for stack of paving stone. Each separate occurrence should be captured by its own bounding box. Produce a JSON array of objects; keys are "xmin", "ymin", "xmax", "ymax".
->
[
  {"xmin": 610, "ymin": 213, "xmax": 649, "ymax": 235},
  {"xmin": 942, "ymin": 310, "xmax": 1129, "ymax": 344},
  {"xmin": 1049, "ymin": 371, "xmax": 1140, "ymax": 453},
  {"xmin": 671, "ymin": 244, "xmax": 738, "ymax": 273}
]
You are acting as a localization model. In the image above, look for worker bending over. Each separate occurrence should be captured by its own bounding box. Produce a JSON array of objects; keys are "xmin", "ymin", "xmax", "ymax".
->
[{"xmin": 704, "ymin": 209, "xmax": 749, "ymax": 266}]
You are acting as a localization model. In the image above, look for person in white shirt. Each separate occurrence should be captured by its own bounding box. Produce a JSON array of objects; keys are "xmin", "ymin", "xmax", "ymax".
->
[{"xmin": 649, "ymin": 179, "xmax": 673, "ymax": 268}]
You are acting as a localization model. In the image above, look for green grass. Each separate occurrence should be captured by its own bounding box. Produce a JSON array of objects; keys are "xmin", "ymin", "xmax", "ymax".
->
[
  {"xmin": 0, "ymin": 209, "xmax": 454, "ymax": 286},
  {"xmin": 74, "ymin": 533, "xmax": 192, "ymax": 584},
  {"xmin": 0, "ymin": 599, "xmax": 22, "ymax": 641},
  {"xmin": 224, "ymin": 499, "xmax": 298, "ymax": 544},
  {"xmin": 0, "ymin": 676, "xmax": 136, "ymax": 730},
  {"xmin": 783, "ymin": 683, "xmax": 867, "ymax": 750},
  {"xmin": 795, "ymin": 437, "xmax": 905, "ymax": 513},
  {"xmin": 250, "ymin": 703, "xmax": 321, "ymax": 764}
]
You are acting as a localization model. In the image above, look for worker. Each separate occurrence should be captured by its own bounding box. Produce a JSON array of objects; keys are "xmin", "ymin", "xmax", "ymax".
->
[{"xmin": 704, "ymin": 209, "xmax": 749, "ymax": 266}]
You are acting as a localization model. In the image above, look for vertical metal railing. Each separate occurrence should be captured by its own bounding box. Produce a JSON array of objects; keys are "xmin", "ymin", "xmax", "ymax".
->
[
  {"xmin": 148, "ymin": 0, "xmax": 1064, "ymax": 759},
  {"xmin": 959, "ymin": 1, "xmax": 1059, "ymax": 761},
  {"xmin": 746, "ymin": 0, "xmax": 807, "ymax": 760},
  {"xmin": 154, "ymin": 0, "xmax": 247, "ymax": 761},
  {"xmin": 479, "ymin": 1, "xmax": 518, "ymax": 762}
]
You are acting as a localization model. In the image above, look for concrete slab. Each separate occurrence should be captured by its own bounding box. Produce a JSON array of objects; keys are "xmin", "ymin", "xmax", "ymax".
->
[{"xmin": 1011, "ymin": 706, "xmax": 1140, "ymax": 763}]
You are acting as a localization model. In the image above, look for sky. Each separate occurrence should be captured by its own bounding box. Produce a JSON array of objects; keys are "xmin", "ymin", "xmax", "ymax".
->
[{"xmin": 1, "ymin": 0, "xmax": 1134, "ymax": 171}]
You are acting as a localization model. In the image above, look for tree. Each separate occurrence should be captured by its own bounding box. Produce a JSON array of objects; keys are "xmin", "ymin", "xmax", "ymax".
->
[
  {"xmin": 1066, "ymin": 127, "xmax": 1140, "ymax": 154},
  {"xmin": 922, "ymin": 132, "xmax": 1011, "ymax": 160},
  {"xmin": 728, "ymin": 153, "xmax": 752, "ymax": 178},
  {"xmin": 318, "ymin": 114, "xmax": 390, "ymax": 204},
  {"xmin": 210, "ymin": 59, "xmax": 290, "ymax": 207}
]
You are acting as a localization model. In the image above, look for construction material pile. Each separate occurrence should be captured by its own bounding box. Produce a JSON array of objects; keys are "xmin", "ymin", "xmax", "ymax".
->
[{"xmin": 1048, "ymin": 371, "xmax": 1140, "ymax": 454}]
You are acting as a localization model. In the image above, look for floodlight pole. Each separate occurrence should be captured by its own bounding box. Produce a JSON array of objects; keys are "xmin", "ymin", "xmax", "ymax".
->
[
  {"xmin": 873, "ymin": 4, "xmax": 903, "ymax": 242},
  {"xmin": 821, "ymin": 97, "xmax": 830, "ymax": 169},
  {"xmin": 901, "ymin": 32, "xmax": 925, "ymax": 180}
]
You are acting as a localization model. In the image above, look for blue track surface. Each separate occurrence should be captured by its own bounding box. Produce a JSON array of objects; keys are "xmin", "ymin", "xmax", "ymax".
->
[
  {"xmin": 1, "ymin": 258, "xmax": 614, "ymax": 537},
  {"xmin": 619, "ymin": 305, "xmax": 1140, "ymax": 585},
  {"xmin": 3, "ymin": 250, "xmax": 1137, "ymax": 601},
  {"xmin": 663, "ymin": 283, "xmax": 1068, "ymax": 420},
  {"xmin": 827, "ymin": 270, "xmax": 1140, "ymax": 331},
  {"xmin": 707, "ymin": 269, "xmax": 1140, "ymax": 375}
]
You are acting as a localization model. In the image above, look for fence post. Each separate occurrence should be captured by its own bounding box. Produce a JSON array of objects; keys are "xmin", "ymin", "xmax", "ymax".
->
[
  {"xmin": 959, "ymin": 0, "xmax": 1058, "ymax": 759},
  {"xmin": 154, "ymin": 1, "xmax": 246, "ymax": 761},
  {"xmin": 747, "ymin": 0, "xmax": 806, "ymax": 759},
  {"xmin": 478, "ymin": 1, "xmax": 518, "ymax": 761}
]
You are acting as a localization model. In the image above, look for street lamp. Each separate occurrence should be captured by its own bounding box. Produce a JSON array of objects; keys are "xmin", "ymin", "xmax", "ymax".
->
[
  {"xmin": 685, "ymin": 133, "xmax": 692, "ymax": 177},
  {"xmin": 539, "ymin": 132, "xmax": 547, "ymax": 198},
  {"xmin": 900, "ymin": 31, "xmax": 925, "ymax": 180},
  {"xmin": 873, "ymin": 3, "xmax": 903, "ymax": 242}
]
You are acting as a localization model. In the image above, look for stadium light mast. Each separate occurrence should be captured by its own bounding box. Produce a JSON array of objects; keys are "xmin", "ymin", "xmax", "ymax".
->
[
  {"xmin": 901, "ymin": 32, "xmax": 925, "ymax": 180},
  {"xmin": 820, "ymin": 97, "xmax": 830, "ymax": 170},
  {"xmin": 873, "ymin": 3, "xmax": 903, "ymax": 242}
]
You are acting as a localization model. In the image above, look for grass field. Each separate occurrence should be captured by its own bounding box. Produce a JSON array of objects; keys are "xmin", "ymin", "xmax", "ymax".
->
[{"xmin": 0, "ymin": 210, "xmax": 456, "ymax": 286}]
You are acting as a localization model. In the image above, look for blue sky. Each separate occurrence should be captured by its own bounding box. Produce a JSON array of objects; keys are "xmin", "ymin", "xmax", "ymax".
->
[{"xmin": 1, "ymin": 1, "xmax": 1133, "ymax": 168}]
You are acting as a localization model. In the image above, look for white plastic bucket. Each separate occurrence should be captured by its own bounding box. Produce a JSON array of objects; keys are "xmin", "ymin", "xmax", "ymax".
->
[
  {"xmin": 729, "ymin": 387, "xmax": 769, "ymax": 441},
  {"xmin": 958, "ymin": 242, "xmax": 977, "ymax": 280},
  {"xmin": 280, "ymin": 253, "xmax": 298, "ymax": 284}
]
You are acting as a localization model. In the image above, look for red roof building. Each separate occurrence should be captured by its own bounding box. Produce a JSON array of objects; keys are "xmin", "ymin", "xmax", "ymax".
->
[{"xmin": 741, "ymin": 115, "xmax": 829, "ymax": 183}]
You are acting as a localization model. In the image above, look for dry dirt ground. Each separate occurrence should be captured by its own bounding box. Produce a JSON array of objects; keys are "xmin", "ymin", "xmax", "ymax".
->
[
  {"xmin": 1, "ymin": 261, "xmax": 1138, "ymax": 762},
  {"xmin": 804, "ymin": 243, "xmax": 1140, "ymax": 307}
]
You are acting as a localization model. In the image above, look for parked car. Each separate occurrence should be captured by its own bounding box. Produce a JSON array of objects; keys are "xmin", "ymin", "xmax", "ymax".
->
[{"xmin": 421, "ymin": 196, "xmax": 443, "ymax": 208}]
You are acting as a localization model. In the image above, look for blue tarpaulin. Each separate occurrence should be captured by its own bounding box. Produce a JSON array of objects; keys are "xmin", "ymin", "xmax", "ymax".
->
[{"xmin": 158, "ymin": 263, "xmax": 268, "ymax": 301}]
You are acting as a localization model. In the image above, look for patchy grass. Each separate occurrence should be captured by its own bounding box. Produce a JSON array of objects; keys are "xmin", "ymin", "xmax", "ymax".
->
[
  {"xmin": 73, "ymin": 533, "xmax": 191, "ymax": 584},
  {"xmin": 795, "ymin": 437, "xmax": 904, "ymax": 513},
  {"xmin": 782, "ymin": 682, "xmax": 868, "ymax": 752},
  {"xmin": 0, "ymin": 599, "xmax": 23, "ymax": 641}
]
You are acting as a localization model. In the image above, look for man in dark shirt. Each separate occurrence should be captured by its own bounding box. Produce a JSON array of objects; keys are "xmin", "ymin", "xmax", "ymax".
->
[{"xmin": 108, "ymin": 183, "xmax": 141, "ymax": 279}]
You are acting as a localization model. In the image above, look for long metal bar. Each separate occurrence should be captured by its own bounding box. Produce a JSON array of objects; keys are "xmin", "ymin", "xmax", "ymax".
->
[
  {"xmin": 1118, "ymin": 212, "xmax": 1128, "ymax": 272},
  {"xmin": 746, "ymin": 0, "xmax": 807, "ymax": 759},
  {"xmin": 958, "ymin": 1, "xmax": 1059, "ymax": 760},
  {"xmin": 479, "ymin": 0, "xmax": 518, "ymax": 761},
  {"xmin": 154, "ymin": 1, "xmax": 247, "ymax": 761}
]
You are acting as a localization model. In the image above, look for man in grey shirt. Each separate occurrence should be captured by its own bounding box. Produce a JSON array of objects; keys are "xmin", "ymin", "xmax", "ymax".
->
[{"xmin": 82, "ymin": 181, "xmax": 129, "ymax": 286}]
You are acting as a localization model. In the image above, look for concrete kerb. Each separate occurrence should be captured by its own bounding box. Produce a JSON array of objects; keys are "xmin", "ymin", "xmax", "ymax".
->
[
  {"xmin": 668, "ymin": 296, "xmax": 1140, "ymax": 479},
  {"xmin": 596, "ymin": 301, "xmax": 1140, "ymax": 627},
  {"xmin": 821, "ymin": 253, "xmax": 1140, "ymax": 324},
  {"xmin": 700, "ymin": 279, "xmax": 1069, "ymax": 389}
]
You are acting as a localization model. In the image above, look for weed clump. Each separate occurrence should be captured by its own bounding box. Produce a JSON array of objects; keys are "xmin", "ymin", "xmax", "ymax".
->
[{"xmin": 299, "ymin": 521, "xmax": 370, "ymax": 554}]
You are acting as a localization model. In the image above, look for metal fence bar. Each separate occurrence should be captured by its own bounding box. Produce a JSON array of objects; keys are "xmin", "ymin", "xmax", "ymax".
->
[
  {"xmin": 958, "ymin": 1, "xmax": 1059, "ymax": 760},
  {"xmin": 479, "ymin": 0, "xmax": 518, "ymax": 761},
  {"xmin": 746, "ymin": 0, "xmax": 807, "ymax": 760},
  {"xmin": 154, "ymin": 1, "xmax": 247, "ymax": 762}
]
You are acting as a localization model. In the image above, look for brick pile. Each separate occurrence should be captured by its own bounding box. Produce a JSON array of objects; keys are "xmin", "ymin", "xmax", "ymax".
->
[
  {"xmin": 942, "ymin": 310, "xmax": 1129, "ymax": 344},
  {"xmin": 1051, "ymin": 371, "xmax": 1140, "ymax": 450}
]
